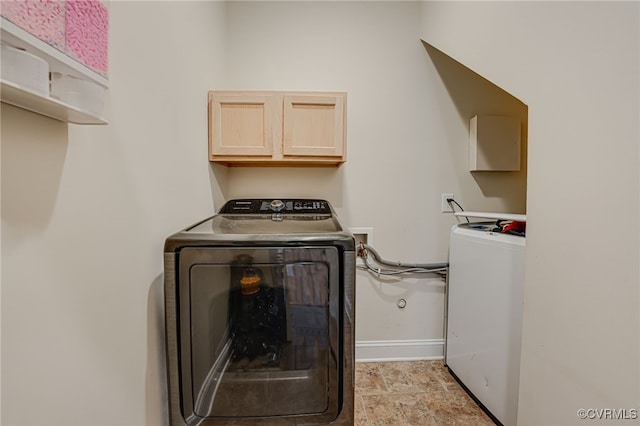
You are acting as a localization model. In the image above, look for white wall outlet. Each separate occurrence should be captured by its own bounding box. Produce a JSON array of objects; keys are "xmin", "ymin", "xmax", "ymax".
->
[{"xmin": 442, "ymin": 193, "xmax": 455, "ymax": 213}]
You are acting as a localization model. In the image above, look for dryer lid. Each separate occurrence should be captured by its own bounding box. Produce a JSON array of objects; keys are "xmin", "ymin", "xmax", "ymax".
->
[
  {"xmin": 164, "ymin": 199, "xmax": 355, "ymax": 250},
  {"xmin": 187, "ymin": 199, "xmax": 343, "ymax": 235},
  {"xmin": 187, "ymin": 213, "xmax": 343, "ymax": 235}
]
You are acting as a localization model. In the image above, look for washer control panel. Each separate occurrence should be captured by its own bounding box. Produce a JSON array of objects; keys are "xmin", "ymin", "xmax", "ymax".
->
[{"xmin": 219, "ymin": 199, "xmax": 332, "ymax": 214}]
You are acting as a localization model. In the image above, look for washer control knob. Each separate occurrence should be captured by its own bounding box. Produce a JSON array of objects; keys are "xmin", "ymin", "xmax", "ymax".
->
[{"xmin": 270, "ymin": 199, "xmax": 285, "ymax": 212}]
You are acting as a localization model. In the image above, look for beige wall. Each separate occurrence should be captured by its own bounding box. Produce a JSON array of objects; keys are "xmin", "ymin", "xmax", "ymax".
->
[
  {"xmin": 420, "ymin": 1, "xmax": 639, "ymax": 425},
  {"xmin": 1, "ymin": 2, "xmax": 226, "ymax": 425},
  {"xmin": 221, "ymin": 1, "xmax": 526, "ymax": 353},
  {"xmin": 2, "ymin": 1, "xmax": 531, "ymax": 424}
]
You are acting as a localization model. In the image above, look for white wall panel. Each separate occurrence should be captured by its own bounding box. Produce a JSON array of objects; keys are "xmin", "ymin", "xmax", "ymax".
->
[
  {"xmin": 419, "ymin": 2, "xmax": 639, "ymax": 424},
  {"xmin": 1, "ymin": 2, "xmax": 227, "ymax": 425}
]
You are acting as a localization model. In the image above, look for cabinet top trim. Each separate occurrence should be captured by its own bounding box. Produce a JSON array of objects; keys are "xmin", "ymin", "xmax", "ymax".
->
[{"xmin": 209, "ymin": 90, "xmax": 346, "ymax": 97}]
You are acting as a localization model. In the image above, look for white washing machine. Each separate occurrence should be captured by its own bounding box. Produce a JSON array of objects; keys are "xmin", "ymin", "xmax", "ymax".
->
[{"xmin": 445, "ymin": 221, "xmax": 526, "ymax": 426}]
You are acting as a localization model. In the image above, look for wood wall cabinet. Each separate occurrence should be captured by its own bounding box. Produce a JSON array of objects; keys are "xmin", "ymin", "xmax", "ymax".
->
[{"xmin": 209, "ymin": 91, "xmax": 346, "ymax": 166}]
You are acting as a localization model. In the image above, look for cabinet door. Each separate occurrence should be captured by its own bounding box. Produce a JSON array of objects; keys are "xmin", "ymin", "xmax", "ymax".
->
[
  {"xmin": 209, "ymin": 92, "xmax": 280, "ymax": 157},
  {"xmin": 282, "ymin": 94, "xmax": 345, "ymax": 158}
]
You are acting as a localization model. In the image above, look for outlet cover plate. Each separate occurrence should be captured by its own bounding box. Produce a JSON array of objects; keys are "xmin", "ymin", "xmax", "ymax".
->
[{"xmin": 442, "ymin": 194, "xmax": 454, "ymax": 213}]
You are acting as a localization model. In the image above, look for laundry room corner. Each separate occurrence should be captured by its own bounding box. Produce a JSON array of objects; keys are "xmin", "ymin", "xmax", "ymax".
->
[
  {"xmin": 217, "ymin": 1, "xmax": 526, "ymax": 363},
  {"xmin": 4, "ymin": 1, "xmax": 634, "ymax": 425}
]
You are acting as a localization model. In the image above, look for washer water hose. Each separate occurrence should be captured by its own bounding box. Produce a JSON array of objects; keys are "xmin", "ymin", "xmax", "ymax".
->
[{"xmin": 356, "ymin": 242, "xmax": 448, "ymax": 279}]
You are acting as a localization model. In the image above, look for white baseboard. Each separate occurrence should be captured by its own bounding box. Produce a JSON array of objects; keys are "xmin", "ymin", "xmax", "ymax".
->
[{"xmin": 355, "ymin": 339, "xmax": 444, "ymax": 362}]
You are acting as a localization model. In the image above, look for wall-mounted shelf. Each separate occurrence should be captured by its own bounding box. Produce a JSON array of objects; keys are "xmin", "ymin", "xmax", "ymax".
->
[
  {"xmin": 1, "ymin": 17, "xmax": 108, "ymax": 124},
  {"xmin": 1, "ymin": 79, "xmax": 107, "ymax": 124}
]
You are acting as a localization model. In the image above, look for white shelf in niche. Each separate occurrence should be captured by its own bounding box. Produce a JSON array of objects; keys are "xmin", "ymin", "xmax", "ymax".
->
[{"xmin": 0, "ymin": 17, "xmax": 108, "ymax": 125}]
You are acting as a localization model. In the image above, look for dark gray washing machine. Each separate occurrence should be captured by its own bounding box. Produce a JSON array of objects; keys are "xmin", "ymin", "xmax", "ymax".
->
[{"xmin": 164, "ymin": 199, "xmax": 355, "ymax": 425}]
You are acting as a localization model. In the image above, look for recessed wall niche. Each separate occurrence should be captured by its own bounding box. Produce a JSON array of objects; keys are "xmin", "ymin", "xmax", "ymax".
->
[{"xmin": 422, "ymin": 39, "xmax": 528, "ymax": 212}]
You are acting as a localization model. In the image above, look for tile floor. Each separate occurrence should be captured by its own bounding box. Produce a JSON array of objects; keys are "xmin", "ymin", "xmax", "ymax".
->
[{"xmin": 355, "ymin": 360, "xmax": 495, "ymax": 426}]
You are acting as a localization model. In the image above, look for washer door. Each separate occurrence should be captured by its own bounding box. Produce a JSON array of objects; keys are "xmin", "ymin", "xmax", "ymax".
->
[{"xmin": 178, "ymin": 246, "xmax": 341, "ymax": 424}]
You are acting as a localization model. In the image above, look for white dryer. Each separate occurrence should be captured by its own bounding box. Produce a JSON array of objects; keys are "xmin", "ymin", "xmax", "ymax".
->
[{"xmin": 446, "ymin": 222, "xmax": 526, "ymax": 426}]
